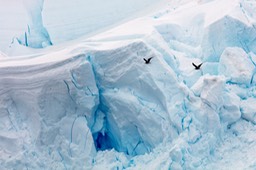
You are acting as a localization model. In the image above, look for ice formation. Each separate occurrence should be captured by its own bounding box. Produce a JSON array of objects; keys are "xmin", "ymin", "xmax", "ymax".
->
[{"xmin": 0, "ymin": 0, "xmax": 256, "ymax": 169}]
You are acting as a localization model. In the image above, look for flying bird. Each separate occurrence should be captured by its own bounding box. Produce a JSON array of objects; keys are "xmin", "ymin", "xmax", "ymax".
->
[
  {"xmin": 192, "ymin": 62, "xmax": 203, "ymax": 70},
  {"xmin": 143, "ymin": 57, "xmax": 153, "ymax": 64}
]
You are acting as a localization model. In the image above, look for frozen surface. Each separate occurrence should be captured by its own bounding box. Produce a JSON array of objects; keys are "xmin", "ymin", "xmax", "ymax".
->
[
  {"xmin": 42, "ymin": 0, "xmax": 170, "ymax": 45},
  {"xmin": 0, "ymin": 0, "xmax": 169, "ymax": 56},
  {"xmin": 1, "ymin": 0, "xmax": 256, "ymax": 169}
]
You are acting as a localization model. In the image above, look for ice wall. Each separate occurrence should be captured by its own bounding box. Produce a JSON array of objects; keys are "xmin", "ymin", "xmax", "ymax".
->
[
  {"xmin": 0, "ymin": 55, "xmax": 98, "ymax": 169},
  {"xmin": 1, "ymin": 38, "xmax": 255, "ymax": 169},
  {"xmin": 1, "ymin": 0, "xmax": 256, "ymax": 169}
]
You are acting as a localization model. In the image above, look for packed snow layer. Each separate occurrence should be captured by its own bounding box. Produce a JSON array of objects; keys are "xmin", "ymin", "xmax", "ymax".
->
[
  {"xmin": 0, "ymin": 0, "xmax": 170, "ymax": 55},
  {"xmin": 1, "ymin": 0, "xmax": 256, "ymax": 169},
  {"xmin": 42, "ymin": 0, "xmax": 171, "ymax": 45}
]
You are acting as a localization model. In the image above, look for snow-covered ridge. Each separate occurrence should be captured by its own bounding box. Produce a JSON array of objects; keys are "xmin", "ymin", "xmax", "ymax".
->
[{"xmin": 1, "ymin": 0, "xmax": 256, "ymax": 169}]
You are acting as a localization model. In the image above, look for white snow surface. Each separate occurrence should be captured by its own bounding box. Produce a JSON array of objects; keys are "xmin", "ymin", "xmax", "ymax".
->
[{"xmin": 1, "ymin": 0, "xmax": 256, "ymax": 169}]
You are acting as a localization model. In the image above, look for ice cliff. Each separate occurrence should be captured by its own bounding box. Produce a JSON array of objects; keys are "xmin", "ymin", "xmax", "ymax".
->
[{"xmin": 1, "ymin": 0, "xmax": 256, "ymax": 169}]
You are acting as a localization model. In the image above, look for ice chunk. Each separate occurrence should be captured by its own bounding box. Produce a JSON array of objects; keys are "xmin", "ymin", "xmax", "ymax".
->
[
  {"xmin": 240, "ymin": 98, "xmax": 256, "ymax": 124},
  {"xmin": 192, "ymin": 74, "xmax": 241, "ymax": 126},
  {"xmin": 219, "ymin": 92, "xmax": 241, "ymax": 125},
  {"xmin": 219, "ymin": 47, "xmax": 254, "ymax": 86},
  {"xmin": 202, "ymin": 16, "xmax": 256, "ymax": 62},
  {"xmin": 190, "ymin": 75, "xmax": 225, "ymax": 136},
  {"xmin": 191, "ymin": 75, "xmax": 226, "ymax": 110}
]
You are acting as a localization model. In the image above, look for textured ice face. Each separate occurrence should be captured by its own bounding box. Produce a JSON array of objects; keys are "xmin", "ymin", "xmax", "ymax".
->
[
  {"xmin": 219, "ymin": 47, "xmax": 255, "ymax": 86},
  {"xmin": 89, "ymin": 41, "xmax": 186, "ymax": 155},
  {"xmin": 0, "ymin": 56, "xmax": 98, "ymax": 169}
]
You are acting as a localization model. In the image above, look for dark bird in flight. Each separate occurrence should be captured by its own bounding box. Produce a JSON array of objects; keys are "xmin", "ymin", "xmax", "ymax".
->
[
  {"xmin": 143, "ymin": 57, "xmax": 153, "ymax": 64},
  {"xmin": 192, "ymin": 62, "xmax": 203, "ymax": 70}
]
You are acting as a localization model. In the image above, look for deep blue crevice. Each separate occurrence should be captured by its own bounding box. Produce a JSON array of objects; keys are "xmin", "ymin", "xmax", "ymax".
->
[
  {"xmin": 93, "ymin": 132, "xmax": 113, "ymax": 151},
  {"xmin": 86, "ymin": 54, "xmax": 116, "ymax": 152}
]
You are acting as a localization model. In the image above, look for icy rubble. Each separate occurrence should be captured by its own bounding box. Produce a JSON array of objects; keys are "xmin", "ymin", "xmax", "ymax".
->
[{"xmin": 1, "ymin": 0, "xmax": 256, "ymax": 169}]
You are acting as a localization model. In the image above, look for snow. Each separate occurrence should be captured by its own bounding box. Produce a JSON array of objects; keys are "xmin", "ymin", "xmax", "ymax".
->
[
  {"xmin": 1, "ymin": 0, "xmax": 256, "ymax": 169},
  {"xmin": 0, "ymin": 0, "xmax": 52, "ymax": 51},
  {"xmin": 42, "ymin": 0, "xmax": 170, "ymax": 45}
]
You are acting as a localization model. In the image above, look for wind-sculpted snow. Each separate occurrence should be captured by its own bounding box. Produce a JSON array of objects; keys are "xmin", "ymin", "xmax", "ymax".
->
[{"xmin": 1, "ymin": 0, "xmax": 256, "ymax": 169}]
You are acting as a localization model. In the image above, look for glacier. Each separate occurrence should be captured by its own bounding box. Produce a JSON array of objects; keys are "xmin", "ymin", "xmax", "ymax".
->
[{"xmin": 1, "ymin": 0, "xmax": 256, "ymax": 169}]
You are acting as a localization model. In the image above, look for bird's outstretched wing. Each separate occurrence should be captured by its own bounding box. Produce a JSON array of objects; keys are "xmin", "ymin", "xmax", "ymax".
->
[
  {"xmin": 198, "ymin": 63, "xmax": 203, "ymax": 68},
  {"xmin": 192, "ymin": 62, "xmax": 197, "ymax": 68},
  {"xmin": 143, "ymin": 58, "xmax": 147, "ymax": 62},
  {"xmin": 148, "ymin": 57, "xmax": 153, "ymax": 62}
]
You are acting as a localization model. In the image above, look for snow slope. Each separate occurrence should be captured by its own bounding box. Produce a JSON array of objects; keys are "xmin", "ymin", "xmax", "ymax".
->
[
  {"xmin": 0, "ymin": 0, "xmax": 170, "ymax": 56},
  {"xmin": 1, "ymin": 0, "xmax": 256, "ymax": 169}
]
